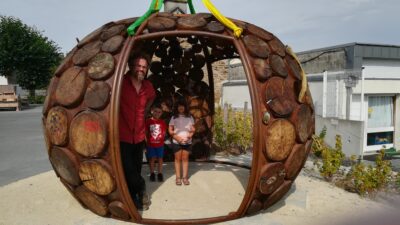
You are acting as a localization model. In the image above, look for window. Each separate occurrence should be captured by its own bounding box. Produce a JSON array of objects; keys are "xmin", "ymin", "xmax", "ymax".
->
[{"xmin": 365, "ymin": 96, "xmax": 394, "ymax": 151}]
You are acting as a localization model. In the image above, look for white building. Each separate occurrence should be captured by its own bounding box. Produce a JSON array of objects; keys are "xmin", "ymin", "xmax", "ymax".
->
[{"xmin": 298, "ymin": 43, "xmax": 400, "ymax": 157}]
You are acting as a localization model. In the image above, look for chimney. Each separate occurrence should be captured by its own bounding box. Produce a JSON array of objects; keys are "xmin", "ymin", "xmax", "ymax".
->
[{"xmin": 164, "ymin": 0, "xmax": 188, "ymax": 14}]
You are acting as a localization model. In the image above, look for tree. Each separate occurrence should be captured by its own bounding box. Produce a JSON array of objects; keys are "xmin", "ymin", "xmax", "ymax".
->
[{"xmin": 0, "ymin": 15, "xmax": 62, "ymax": 96}]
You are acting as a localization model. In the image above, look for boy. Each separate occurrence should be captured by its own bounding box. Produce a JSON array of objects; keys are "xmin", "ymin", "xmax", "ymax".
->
[{"xmin": 145, "ymin": 104, "xmax": 167, "ymax": 182}]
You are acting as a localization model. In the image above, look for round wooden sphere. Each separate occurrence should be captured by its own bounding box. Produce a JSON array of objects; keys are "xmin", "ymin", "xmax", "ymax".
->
[{"xmin": 43, "ymin": 13, "xmax": 314, "ymax": 224}]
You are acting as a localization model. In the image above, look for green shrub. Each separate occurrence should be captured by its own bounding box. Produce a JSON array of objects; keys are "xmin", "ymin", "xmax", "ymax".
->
[
  {"xmin": 347, "ymin": 150, "xmax": 392, "ymax": 196},
  {"xmin": 318, "ymin": 135, "xmax": 345, "ymax": 180},
  {"xmin": 28, "ymin": 95, "xmax": 45, "ymax": 104},
  {"xmin": 212, "ymin": 106, "xmax": 253, "ymax": 153},
  {"xmin": 311, "ymin": 126, "xmax": 327, "ymax": 157}
]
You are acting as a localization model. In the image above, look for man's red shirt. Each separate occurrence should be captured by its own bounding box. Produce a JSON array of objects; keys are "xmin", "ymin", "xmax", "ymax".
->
[{"xmin": 119, "ymin": 75, "xmax": 156, "ymax": 144}]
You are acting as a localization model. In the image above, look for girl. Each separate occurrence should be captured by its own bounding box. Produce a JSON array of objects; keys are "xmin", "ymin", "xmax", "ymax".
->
[{"xmin": 168, "ymin": 99, "xmax": 195, "ymax": 185}]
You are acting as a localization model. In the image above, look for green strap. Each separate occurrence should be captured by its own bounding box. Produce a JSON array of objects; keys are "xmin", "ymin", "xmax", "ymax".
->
[
  {"xmin": 188, "ymin": 0, "xmax": 196, "ymax": 14},
  {"xmin": 127, "ymin": 0, "xmax": 164, "ymax": 36}
]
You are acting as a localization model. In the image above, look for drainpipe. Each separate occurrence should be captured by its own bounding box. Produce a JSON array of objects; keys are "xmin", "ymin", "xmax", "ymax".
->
[{"xmin": 359, "ymin": 67, "xmax": 365, "ymax": 161}]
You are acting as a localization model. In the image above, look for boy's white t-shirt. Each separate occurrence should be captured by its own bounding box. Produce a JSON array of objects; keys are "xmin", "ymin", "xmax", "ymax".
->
[{"xmin": 169, "ymin": 115, "xmax": 194, "ymax": 144}]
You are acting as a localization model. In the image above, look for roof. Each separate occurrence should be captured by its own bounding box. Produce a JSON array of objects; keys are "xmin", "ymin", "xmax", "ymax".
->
[{"xmin": 297, "ymin": 42, "xmax": 400, "ymax": 55}]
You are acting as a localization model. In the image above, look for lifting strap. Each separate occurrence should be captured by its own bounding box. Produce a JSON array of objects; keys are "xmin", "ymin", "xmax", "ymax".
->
[
  {"xmin": 201, "ymin": 0, "xmax": 243, "ymax": 38},
  {"xmin": 127, "ymin": 0, "xmax": 164, "ymax": 36}
]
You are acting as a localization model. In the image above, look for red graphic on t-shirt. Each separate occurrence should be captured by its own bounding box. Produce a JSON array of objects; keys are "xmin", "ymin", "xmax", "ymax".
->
[{"xmin": 146, "ymin": 118, "xmax": 166, "ymax": 147}]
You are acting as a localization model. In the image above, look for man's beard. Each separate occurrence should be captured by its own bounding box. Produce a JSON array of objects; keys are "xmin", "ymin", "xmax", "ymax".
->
[{"xmin": 136, "ymin": 73, "xmax": 145, "ymax": 81}]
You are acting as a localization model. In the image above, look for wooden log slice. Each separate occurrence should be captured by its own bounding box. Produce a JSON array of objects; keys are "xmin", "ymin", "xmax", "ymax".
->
[
  {"xmin": 160, "ymin": 84, "xmax": 175, "ymax": 98},
  {"xmin": 115, "ymin": 17, "xmax": 138, "ymax": 25},
  {"xmin": 102, "ymin": 35, "xmax": 125, "ymax": 53},
  {"xmin": 259, "ymin": 162, "xmax": 286, "ymax": 195},
  {"xmin": 147, "ymin": 17, "xmax": 176, "ymax": 32},
  {"xmin": 150, "ymin": 61, "xmax": 163, "ymax": 75},
  {"xmin": 84, "ymin": 81, "xmax": 111, "ymax": 110},
  {"xmin": 169, "ymin": 46, "xmax": 183, "ymax": 59},
  {"xmin": 157, "ymin": 12, "xmax": 178, "ymax": 20},
  {"xmin": 194, "ymin": 119, "xmax": 207, "ymax": 133},
  {"xmin": 55, "ymin": 66, "xmax": 87, "ymax": 107},
  {"xmin": 108, "ymin": 201, "xmax": 131, "ymax": 220},
  {"xmin": 54, "ymin": 47, "xmax": 76, "ymax": 77},
  {"xmin": 46, "ymin": 106, "xmax": 69, "ymax": 146},
  {"xmin": 206, "ymin": 21, "xmax": 225, "ymax": 33},
  {"xmin": 243, "ymin": 35, "xmax": 270, "ymax": 59},
  {"xmin": 305, "ymin": 139, "xmax": 313, "ymax": 156},
  {"xmin": 192, "ymin": 54, "xmax": 206, "ymax": 68},
  {"xmin": 264, "ymin": 76, "xmax": 285, "ymax": 101},
  {"xmin": 100, "ymin": 24, "xmax": 126, "ymax": 41},
  {"xmin": 147, "ymin": 74, "xmax": 163, "ymax": 90},
  {"xmin": 264, "ymin": 119, "xmax": 296, "ymax": 161},
  {"xmin": 42, "ymin": 117, "xmax": 51, "ymax": 154},
  {"xmin": 246, "ymin": 24, "xmax": 273, "ymax": 41},
  {"xmin": 49, "ymin": 147, "xmax": 81, "ymax": 186},
  {"xmin": 194, "ymin": 13, "xmax": 214, "ymax": 22},
  {"xmin": 77, "ymin": 25, "xmax": 106, "ymax": 48},
  {"xmin": 190, "ymin": 108, "xmax": 204, "ymax": 119},
  {"xmin": 75, "ymin": 185, "xmax": 109, "ymax": 216},
  {"xmin": 70, "ymin": 111, "xmax": 107, "ymax": 157},
  {"xmin": 291, "ymin": 104, "xmax": 313, "ymax": 143},
  {"xmin": 187, "ymin": 36, "xmax": 199, "ymax": 44},
  {"xmin": 161, "ymin": 55, "xmax": 173, "ymax": 67},
  {"xmin": 284, "ymin": 144, "xmax": 306, "ymax": 180},
  {"xmin": 285, "ymin": 55, "xmax": 302, "ymax": 80},
  {"xmin": 211, "ymin": 47, "xmax": 224, "ymax": 60},
  {"xmin": 192, "ymin": 44, "xmax": 203, "ymax": 54},
  {"xmin": 263, "ymin": 180, "xmax": 292, "ymax": 209},
  {"xmin": 246, "ymin": 199, "xmax": 263, "ymax": 215},
  {"xmin": 87, "ymin": 52, "xmax": 115, "ymax": 80},
  {"xmin": 172, "ymin": 74, "xmax": 188, "ymax": 89},
  {"xmin": 73, "ymin": 40, "xmax": 102, "ymax": 66},
  {"xmin": 269, "ymin": 38, "xmax": 286, "ymax": 57},
  {"xmin": 253, "ymin": 58, "xmax": 273, "ymax": 82},
  {"xmin": 42, "ymin": 77, "xmax": 57, "ymax": 115},
  {"xmin": 267, "ymin": 96, "xmax": 294, "ymax": 117},
  {"xmin": 173, "ymin": 58, "xmax": 191, "ymax": 74},
  {"xmin": 270, "ymin": 54, "xmax": 288, "ymax": 78},
  {"xmin": 79, "ymin": 159, "xmax": 115, "ymax": 196},
  {"xmin": 189, "ymin": 68, "xmax": 204, "ymax": 82},
  {"xmin": 177, "ymin": 15, "xmax": 207, "ymax": 30}
]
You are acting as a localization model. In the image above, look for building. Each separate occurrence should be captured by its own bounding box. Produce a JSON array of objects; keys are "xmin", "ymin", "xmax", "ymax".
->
[{"xmin": 297, "ymin": 43, "xmax": 400, "ymax": 157}]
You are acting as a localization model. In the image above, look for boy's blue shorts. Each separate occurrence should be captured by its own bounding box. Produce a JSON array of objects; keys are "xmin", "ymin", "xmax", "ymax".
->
[{"xmin": 146, "ymin": 146, "xmax": 164, "ymax": 158}]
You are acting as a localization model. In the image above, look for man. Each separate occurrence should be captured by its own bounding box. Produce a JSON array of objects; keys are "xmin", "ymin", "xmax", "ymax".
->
[{"xmin": 119, "ymin": 53, "xmax": 155, "ymax": 210}]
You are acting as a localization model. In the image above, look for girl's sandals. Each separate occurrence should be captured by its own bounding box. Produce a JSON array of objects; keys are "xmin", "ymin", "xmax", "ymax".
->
[
  {"xmin": 182, "ymin": 177, "xmax": 190, "ymax": 185},
  {"xmin": 175, "ymin": 178, "xmax": 182, "ymax": 186}
]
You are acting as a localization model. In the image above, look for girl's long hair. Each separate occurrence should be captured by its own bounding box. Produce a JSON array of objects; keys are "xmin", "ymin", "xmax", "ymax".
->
[{"xmin": 172, "ymin": 98, "xmax": 190, "ymax": 118}]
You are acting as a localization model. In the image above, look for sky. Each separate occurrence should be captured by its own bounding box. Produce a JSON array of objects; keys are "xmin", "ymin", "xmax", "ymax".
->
[{"xmin": 1, "ymin": 0, "xmax": 399, "ymax": 54}]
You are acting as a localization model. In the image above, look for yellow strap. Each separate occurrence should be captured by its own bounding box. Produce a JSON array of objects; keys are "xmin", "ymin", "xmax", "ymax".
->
[
  {"xmin": 286, "ymin": 46, "xmax": 308, "ymax": 103},
  {"xmin": 202, "ymin": 0, "xmax": 243, "ymax": 38}
]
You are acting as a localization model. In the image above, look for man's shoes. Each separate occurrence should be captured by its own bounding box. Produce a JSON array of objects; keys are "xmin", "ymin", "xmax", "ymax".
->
[
  {"xmin": 133, "ymin": 196, "xmax": 149, "ymax": 211},
  {"xmin": 149, "ymin": 173, "xmax": 155, "ymax": 182},
  {"xmin": 157, "ymin": 173, "xmax": 164, "ymax": 182}
]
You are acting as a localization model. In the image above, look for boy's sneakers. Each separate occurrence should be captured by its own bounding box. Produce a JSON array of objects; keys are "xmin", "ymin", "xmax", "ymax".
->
[
  {"xmin": 157, "ymin": 173, "xmax": 164, "ymax": 182},
  {"xmin": 149, "ymin": 173, "xmax": 155, "ymax": 182}
]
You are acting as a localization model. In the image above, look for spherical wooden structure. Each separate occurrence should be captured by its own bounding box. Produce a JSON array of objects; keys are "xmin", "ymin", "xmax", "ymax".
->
[{"xmin": 42, "ymin": 13, "xmax": 314, "ymax": 224}]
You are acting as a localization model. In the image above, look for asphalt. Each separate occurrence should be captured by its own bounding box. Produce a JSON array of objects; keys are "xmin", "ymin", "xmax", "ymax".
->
[{"xmin": 0, "ymin": 105, "xmax": 51, "ymax": 186}]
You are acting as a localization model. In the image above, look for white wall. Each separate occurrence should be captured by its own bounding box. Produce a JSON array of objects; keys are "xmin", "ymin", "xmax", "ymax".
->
[
  {"xmin": 362, "ymin": 59, "xmax": 400, "ymax": 79},
  {"xmin": 221, "ymin": 83, "xmax": 251, "ymax": 109},
  {"xmin": 315, "ymin": 115, "xmax": 365, "ymax": 156},
  {"xmin": 0, "ymin": 76, "xmax": 7, "ymax": 85}
]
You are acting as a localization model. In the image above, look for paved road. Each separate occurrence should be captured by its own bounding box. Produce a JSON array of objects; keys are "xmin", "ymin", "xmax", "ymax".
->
[{"xmin": 0, "ymin": 105, "xmax": 52, "ymax": 186}]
